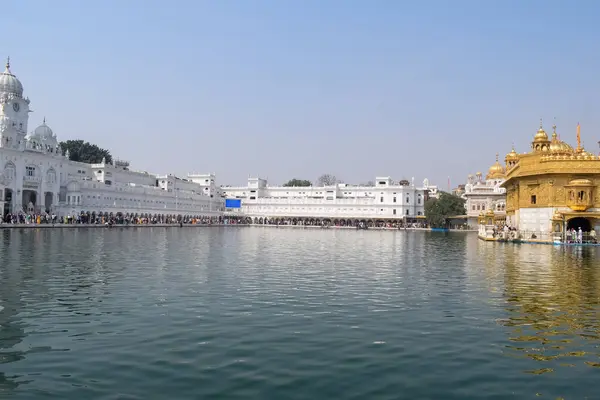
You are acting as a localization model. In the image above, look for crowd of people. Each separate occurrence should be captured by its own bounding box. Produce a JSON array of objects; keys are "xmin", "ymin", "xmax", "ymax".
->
[
  {"xmin": 566, "ymin": 227, "xmax": 597, "ymax": 244},
  {"xmin": 0, "ymin": 211, "xmax": 248, "ymax": 226},
  {"xmin": 1, "ymin": 211, "xmax": 436, "ymax": 230},
  {"xmin": 489, "ymin": 222, "xmax": 598, "ymax": 244}
]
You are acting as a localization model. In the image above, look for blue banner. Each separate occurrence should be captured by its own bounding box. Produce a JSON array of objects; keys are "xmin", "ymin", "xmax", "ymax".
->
[{"xmin": 225, "ymin": 199, "xmax": 242, "ymax": 208}]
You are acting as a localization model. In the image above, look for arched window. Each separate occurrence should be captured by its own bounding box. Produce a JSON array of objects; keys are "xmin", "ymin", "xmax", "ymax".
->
[
  {"xmin": 46, "ymin": 168, "xmax": 56, "ymax": 184},
  {"xmin": 3, "ymin": 162, "xmax": 15, "ymax": 180}
]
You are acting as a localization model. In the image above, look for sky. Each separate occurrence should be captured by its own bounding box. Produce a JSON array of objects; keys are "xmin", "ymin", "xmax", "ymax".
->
[{"xmin": 1, "ymin": 0, "xmax": 600, "ymax": 188}]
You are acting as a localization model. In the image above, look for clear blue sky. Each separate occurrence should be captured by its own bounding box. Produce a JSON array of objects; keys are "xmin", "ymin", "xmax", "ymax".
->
[{"xmin": 2, "ymin": 0, "xmax": 599, "ymax": 188}]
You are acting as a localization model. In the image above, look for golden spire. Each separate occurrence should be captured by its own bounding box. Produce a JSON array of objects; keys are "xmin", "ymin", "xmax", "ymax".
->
[
  {"xmin": 576, "ymin": 122, "xmax": 581, "ymax": 152},
  {"xmin": 4, "ymin": 56, "xmax": 9, "ymax": 71},
  {"xmin": 552, "ymin": 122, "xmax": 558, "ymax": 139},
  {"xmin": 495, "ymin": 153, "xmax": 499, "ymax": 162}
]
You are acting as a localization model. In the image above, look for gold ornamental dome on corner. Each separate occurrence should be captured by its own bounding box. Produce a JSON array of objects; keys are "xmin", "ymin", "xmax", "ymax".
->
[
  {"xmin": 505, "ymin": 146, "xmax": 519, "ymax": 162},
  {"xmin": 486, "ymin": 153, "xmax": 506, "ymax": 179},
  {"xmin": 533, "ymin": 120, "xmax": 549, "ymax": 142}
]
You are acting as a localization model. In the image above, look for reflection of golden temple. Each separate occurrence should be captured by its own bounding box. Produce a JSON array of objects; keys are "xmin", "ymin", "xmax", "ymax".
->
[
  {"xmin": 492, "ymin": 244, "xmax": 600, "ymax": 374},
  {"xmin": 478, "ymin": 120, "xmax": 600, "ymax": 243}
]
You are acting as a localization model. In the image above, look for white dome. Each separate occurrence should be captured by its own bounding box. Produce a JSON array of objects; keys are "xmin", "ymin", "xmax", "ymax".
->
[
  {"xmin": 34, "ymin": 119, "xmax": 54, "ymax": 139},
  {"xmin": 0, "ymin": 58, "xmax": 23, "ymax": 97}
]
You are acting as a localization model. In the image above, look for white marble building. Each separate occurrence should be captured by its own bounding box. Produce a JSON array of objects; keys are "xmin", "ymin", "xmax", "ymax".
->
[
  {"xmin": 462, "ymin": 155, "xmax": 507, "ymax": 227},
  {"xmin": 0, "ymin": 58, "xmax": 223, "ymax": 218},
  {"xmin": 221, "ymin": 176, "xmax": 435, "ymax": 222}
]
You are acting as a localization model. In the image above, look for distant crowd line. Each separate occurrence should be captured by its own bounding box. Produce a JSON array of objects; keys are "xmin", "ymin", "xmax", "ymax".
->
[{"xmin": 1, "ymin": 212, "xmax": 476, "ymax": 231}]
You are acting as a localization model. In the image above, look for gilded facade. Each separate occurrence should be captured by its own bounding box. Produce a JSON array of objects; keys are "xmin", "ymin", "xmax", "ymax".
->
[{"xmin": 500, "ymin": 120, "xmax": 600, "ymax": 240}]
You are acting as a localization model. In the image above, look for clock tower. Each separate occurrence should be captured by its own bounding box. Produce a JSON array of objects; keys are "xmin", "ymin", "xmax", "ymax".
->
[{"xmin": 0, "ymin": 57, "xmax": 31, "ymax": 150}]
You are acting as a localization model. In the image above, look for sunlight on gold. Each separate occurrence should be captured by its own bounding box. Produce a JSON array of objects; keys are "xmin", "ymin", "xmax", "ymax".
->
[{"xmin": 480, "ymin": 243, "xmax": 600, "ymax": 377}]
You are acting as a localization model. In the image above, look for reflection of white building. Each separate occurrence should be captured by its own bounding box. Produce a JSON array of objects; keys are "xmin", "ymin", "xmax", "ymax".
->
[
  {"xmin": 221, "ymin": 176, "xmax": 437, "ymax": 220},
  {"xmin": 0, "ymin": 59, "xmax": 223, "ymax": 217},
  {"xmin": 463, "ymin": 154, "xmax": 507, "ymax": 227}
]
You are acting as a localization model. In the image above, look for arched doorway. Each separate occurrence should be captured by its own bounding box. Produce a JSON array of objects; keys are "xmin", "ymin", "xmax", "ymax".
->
[
  {"xmin": 567, "ymin": 217, "xmax": 592, "ymax": 232},
  {"xmin": 22, "ymin": 190, "xmax": 36, "ymax": 213},
  {"xmin": 3, "ymin": 188, "xmax": 12, "ymax": 215},
  {"xmin": 44, "ymin": 192, "xmax": 53, "ymax": 213}
]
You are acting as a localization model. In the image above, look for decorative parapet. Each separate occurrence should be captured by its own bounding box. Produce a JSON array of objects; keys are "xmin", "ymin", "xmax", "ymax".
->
[{"xmin": 540, "ymin": 154, "xmax": 599, "ymax": 162}]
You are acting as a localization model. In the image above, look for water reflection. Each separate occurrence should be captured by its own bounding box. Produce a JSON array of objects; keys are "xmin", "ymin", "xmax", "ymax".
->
[
  {"xmin": 493, "ymin": 243, "xmax": 600, "ymax": 373},
  {"xmin": 0, "ymin": 230, "xmax": 28, "ymax": 390},
  {"xmin": 1, "ymin": 228, "xmax": 600, "ymax": 399}
]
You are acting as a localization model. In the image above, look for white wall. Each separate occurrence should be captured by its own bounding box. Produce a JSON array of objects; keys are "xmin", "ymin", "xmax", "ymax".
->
[
  {"xmin": 221, "ymin": 177, "xmax": 427, "ymax": 219},
  {"xmin": 518, "ymin": 208, "xmax": 554, "ymax": 233}
]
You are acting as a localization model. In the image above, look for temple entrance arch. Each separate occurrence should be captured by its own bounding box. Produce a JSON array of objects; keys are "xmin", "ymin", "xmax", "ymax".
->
[
  {"xmin": 567, "ymin": 217, "xmax": 592, "ymax": 232},
  {"xmin": 44, "ymin": 192, "xmax": 53, "ymax": 213},
  {"xmin": 3, "ymin": 188, "xmax": 12, "ymax": 215},
  {"xmin": 22, "ymin": 190, "xmax": 37, "ymax": 213}
]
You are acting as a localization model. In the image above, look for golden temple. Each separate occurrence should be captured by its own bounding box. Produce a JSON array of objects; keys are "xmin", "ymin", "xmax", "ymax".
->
[{"xmin": 478, "ymin": 120, "xmax": 600, "ymax": 243}]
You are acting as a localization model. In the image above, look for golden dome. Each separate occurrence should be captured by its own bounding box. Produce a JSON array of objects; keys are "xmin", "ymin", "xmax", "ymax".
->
[
  {"xmin": 486, "ymin": 153, "xmax": 506, "ymax": 179},
  {"xmin": 505, "ymin": 146, "xmax": 519, "ymax": 162},
  {"xmin": 548, "ymin": 127, "xmax": 574, "ymax": 155},
  {"xmin": 533, "ymin": 120, "xmax": 549, "ymax": 142}
]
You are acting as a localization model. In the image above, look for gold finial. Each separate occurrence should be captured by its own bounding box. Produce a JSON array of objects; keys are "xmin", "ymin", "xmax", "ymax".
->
[
  {"xmin": 495, "ymin": 153, "xmax": 499, "ymax": 162},
  {"xmin": 576, "ymin": 122, "xmax": 581, "ymax": 151},
  {"xmin": 539, "ymin": 118, "xmax": 543, "ymax": 129},
  {"xmin": 5, "ymin": 56, "xmax": 9, "ymax": 70}
]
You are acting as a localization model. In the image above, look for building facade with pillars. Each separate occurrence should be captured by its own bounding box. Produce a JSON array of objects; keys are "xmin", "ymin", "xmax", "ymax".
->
[
  {"xmin": 498, "ymin": 121, "xmax": 600, "ymax": 242},
  {"xmin": 462, "ymin": 155, "xmax": 507, "ymax": 228},
  {"xmin": 221, "ymin": 176, "xmax": 436, "ymax": 225},
  {"xmin": 0, "ymin": 59, "xmax": 224, "ymax": 218}
]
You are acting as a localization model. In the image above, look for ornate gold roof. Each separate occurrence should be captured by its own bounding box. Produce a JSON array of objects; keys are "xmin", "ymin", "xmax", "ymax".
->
[
  {"xmin": 486, "ymin": 154, "xmax": 506, "ymax": 180},
  {"xmin": 501, "ymin": 121, "xmax": 600, "ymax": 188},
  {"xmin": 567, "ymin": 178, "xmax": 593, "ymax": 186},
  {"xmin": 548, "ymin": 125, "xmax": 574, "ymax": 155}
]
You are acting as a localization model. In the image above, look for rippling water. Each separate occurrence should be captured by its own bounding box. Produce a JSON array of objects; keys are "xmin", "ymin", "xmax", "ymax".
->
[{"xmin": 0, "ymin": 228, "xmax": 599, "ymax": 399}]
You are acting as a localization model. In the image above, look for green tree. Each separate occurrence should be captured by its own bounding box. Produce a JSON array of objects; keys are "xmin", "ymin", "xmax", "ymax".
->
[
  {"xmin": 283, "ymin": 178, "xmax": 312, "ymax": 187},
  {"xmin": 424, "ymin": 192, "xmax": 466, "ymax": 228},
  {"xmin": 60, "ymin": 140, "xmax": 113, "ymax": 164}
]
